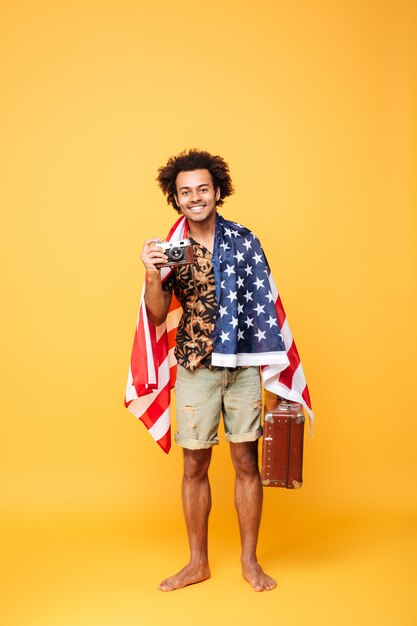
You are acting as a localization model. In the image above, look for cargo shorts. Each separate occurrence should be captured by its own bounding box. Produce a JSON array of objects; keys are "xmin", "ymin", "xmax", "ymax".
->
[{"xmin": 174, "ymin": 364, "xmax": 263, "ymax": 450}]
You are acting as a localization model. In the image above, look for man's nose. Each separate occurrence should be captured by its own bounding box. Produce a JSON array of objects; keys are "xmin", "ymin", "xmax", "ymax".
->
[{"xmin": 190, "ymin": 189, "xmax": 202, "ymax": 202}]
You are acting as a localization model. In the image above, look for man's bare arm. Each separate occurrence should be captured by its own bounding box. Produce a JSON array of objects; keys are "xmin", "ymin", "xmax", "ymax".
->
[{"xmin": 141, "ymin": 238, "xmax": 172, "ymax": 326}]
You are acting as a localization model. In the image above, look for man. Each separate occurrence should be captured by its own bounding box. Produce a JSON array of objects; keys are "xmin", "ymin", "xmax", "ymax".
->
[{"xmin": 140, "ymin": 149, "xmax": 277, "ymax": 592}]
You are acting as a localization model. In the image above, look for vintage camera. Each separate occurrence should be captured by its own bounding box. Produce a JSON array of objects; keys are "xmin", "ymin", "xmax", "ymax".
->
[{"xmin": 156, "ymin": 238, "xmax": 195, "ymax": 268}]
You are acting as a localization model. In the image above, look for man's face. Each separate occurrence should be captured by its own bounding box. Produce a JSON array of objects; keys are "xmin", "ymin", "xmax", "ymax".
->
[{"xmin": 174, "ymin": 169, "xmax": 220, "ymax": 225}]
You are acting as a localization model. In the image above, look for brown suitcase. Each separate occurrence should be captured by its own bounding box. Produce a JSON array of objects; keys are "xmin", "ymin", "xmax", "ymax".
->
[{"xmin": 261, "ymin": 391, "xmax": 305, "ymax": 489}]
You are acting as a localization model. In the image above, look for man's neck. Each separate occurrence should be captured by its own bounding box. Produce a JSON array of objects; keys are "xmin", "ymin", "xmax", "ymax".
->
[{"xmin": 187, "ymin": 214, "xmax": 217, "ymax": 253}]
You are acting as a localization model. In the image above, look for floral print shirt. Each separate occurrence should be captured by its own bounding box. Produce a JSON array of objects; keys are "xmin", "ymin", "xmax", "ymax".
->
[{"xmin": 162, "ymin": 238, "xmax": 220, "ymax": 371}]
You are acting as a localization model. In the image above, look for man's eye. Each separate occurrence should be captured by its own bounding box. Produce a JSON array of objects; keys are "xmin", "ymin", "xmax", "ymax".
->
[
  {"xmin": 182, "ymin": 190, "xmax": 189, "ymax": 195},
  {"xmin": 201, "ymin": 188, "xmax": 209, "ymax": 192}
]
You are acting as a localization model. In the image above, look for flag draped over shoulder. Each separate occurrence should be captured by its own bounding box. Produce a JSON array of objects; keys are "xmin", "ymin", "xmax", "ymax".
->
[{"xmin": 125, "ymin": 214, "xmax": 314, "ymax": 454}]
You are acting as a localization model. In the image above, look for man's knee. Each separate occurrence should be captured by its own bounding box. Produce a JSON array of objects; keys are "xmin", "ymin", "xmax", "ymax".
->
[
  {"xmin": 183, "ymin": 448, "xmax": 212, "ymax": 480},
  {"xmin": 230, "ymin": 442, "xmax": 259, "ymax": 477}
]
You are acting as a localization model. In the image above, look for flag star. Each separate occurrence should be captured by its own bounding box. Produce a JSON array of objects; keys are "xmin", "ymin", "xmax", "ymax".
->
[
  {"xmin": 220, "ymin": 280, "xmax": 225, "ymax": 289},
  {"xmin": 254, "ymin": 302, "xmax": 265, "ymax": 315},
  {"xmin": 220, "ymin": 241, "xmax": 230, "ymax": 251},
  {"xmin": 244, "ymin": 316, "xmax": 254, "ymax": 328},
  {"xmin": 243, "ymin": 238, "xmax": 252, "ymax": 250},
  {"xmin": 224, "ymin": 227, "xmax": 233, "ymax": 237},
  {"xmin": 234, "ymin": 222, "xmax": 243, "ymax": 228},
  {"xmin": 233, "ymin": 250, "xmax": 244, "ymax": 263},
  {"xmin": 225, "ymin": 264, "xmax": 235, "ymax": 276},
  {"xmin": 266, "ymin": 315, "xmax": 278, "ymax": 328},
  {"xmin": 252, "ymin": 252, "xmax": 263, "ymax": 264},
  {"xmin": 254, "ymin": 276, "xmax": 265, "ymax": 289},
  {"xmin": 227, "ymin": 289, "xmax": 237, "ymax": 302},
  {"xmin": 244, "ymin": 264, "xmax": 253, "ymax": 276},
  {"xmin": 237, "ymin": 302, "xmax": 244, "ymax": 315},
  {"xmin": 219, "ymin": 305, "xmax": 228, "ymax": 318},
  {"xmin": 231, "ymin": 230, "xmax": 239, "ymax": 237},
  {"xmin": 220, "ymin": 330, "xmax": 230, "ymax": 343},
  {"xmin": 219, "ymin": 255, "xmax": 222, "ymax": 263},
  {"xmin": 238, "ymin": 328, "xmax": 245, "ymax": 340},
  {"xmin": 229, "ymin": 316, "xmax": 238, "ymax": 329},
  {"xmin": 243, "ymin": 290, "xmax": 253, "ymax": 302},
  {"xmin": 266, "ymin": 291, "xmax": 274, "ymax": 303},
  {"xmin": 255, "ymin": 329, "xmax": 266, "ymax": 341},
  {"xmin": 236, "ymin": 275, "xmax": 245, "ymax": 289}
]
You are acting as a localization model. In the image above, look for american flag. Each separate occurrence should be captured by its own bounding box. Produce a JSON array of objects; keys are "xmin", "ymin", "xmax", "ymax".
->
[
  {"xmin": 211, "ymin": 215, "xmax": 290, "ymax": 368},
  {"xmin": 125, "ymin": 215, "xmax": 313, "ymax": 453}
]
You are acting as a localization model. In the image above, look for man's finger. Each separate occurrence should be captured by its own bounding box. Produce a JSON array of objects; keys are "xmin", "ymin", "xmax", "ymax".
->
[{"xmin": 143, "ymin": 237, "xmax": 161, "ymax": 247}]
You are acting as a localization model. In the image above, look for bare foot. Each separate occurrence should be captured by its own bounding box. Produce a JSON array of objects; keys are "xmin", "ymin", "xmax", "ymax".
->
[
  {"xmin": 158, "ymin": 563, "xmax": 211, "ymax": 592},
  {"xmin": 242, "ymin": 560, "xmax": 277, "ymax": 592}
]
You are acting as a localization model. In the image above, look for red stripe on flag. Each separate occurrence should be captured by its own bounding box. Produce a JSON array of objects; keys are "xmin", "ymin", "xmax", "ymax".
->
[
  {"xmin": 167, "ymin": 327, "xmax": 177, "ymax": 349},
  {"xmin": 275, "ymin": 296, "xmax": 286, "ymax": 329},
  {"xmin": 137, "ymin": 378, "xmax": 172, "ymax": 453},
  {"xmin": 139, "ymin": 381, "xmax": 170, "ymax": 430},
  {"xmin": 302, "ymin": 385, "xmax": 312, "ymax": 410},
  {"xmin": 156, "ymin": 331, "xmax": 168, "ymax": 365},
  {"xmin": 156, "ymin": 429, "xmax": 171, "ymax": 454},
  {"xmin": 278, "ymin": 341, "xmax": 300, "ymax": 388},
  {"xmin": 131, "ymin": 310, "xmax": 149, "ymax": 394},
  {"xmin": 168, "ymin": 293, "xmax": 181, "ymax": 313}
]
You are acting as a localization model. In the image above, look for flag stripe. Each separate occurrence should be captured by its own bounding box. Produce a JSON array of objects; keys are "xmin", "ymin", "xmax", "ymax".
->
[
  {"xmin": 142, "ymin": 382, "xmax": 171, "ymax": 429},
  {"xmin": 148, "ymin": 405, "xmax": 171, "ymax": 440},
  {"xmin": 277, "ymin": 341, "xmax": 300, "ymax": 389},
  {"xmin": 155, "ymin": 429, "xmax": 171, "ymax": 453},
  {"xmin": 275, "ymin": 295, "xmax": 287, "ymax": 330}
]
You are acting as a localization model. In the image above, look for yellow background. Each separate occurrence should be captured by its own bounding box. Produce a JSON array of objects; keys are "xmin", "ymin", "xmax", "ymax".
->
[{"xmin": 1, "ymin": 0, "xmax": 416, "ymax": 624}]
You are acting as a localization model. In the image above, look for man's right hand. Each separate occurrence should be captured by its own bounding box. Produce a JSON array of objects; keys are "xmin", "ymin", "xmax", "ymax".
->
[
  {"xmin": 140, "ymin": 238, "xmax": 168, "ymax": 277},
  {"xmin": 141, "ymin": 238, "xmax": 172, "ymax": 326}
]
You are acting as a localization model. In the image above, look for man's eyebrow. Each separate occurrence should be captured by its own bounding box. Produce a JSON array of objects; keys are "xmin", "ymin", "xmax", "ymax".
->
[{"xmin": 179, "ymin": 183, "xmax": 210, "ymax": 191}]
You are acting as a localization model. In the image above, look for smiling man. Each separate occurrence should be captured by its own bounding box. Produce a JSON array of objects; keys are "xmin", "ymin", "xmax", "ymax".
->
[{"xmin": 139, "ymin": 149, "xmax": 280, "ymax": 592}]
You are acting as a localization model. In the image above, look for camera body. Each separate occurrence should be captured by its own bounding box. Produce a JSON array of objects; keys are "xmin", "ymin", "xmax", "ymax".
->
[{"xmin": 156, "ymin": 238, "xmax": 195, "ymax": 268}]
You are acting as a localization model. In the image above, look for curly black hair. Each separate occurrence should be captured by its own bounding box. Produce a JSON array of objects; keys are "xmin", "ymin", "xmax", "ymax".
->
[{"xmin": 156, "ymin": 148, "xmax": 235, "ymax": 213}]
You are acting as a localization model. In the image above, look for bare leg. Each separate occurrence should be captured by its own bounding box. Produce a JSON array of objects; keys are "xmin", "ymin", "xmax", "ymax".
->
[
  {"xmin": 158, "ymin": 447, "xmax": 212, "ymax": 591},
  {"xmin": 230, "ymin": 441, "xmax": 277, "ymax": 591}
]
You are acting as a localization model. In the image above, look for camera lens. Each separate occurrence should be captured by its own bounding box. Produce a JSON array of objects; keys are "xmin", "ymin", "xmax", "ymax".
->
[{"xmin": 169, "ymin": 246, "xmax": 184, "ymax": 261}]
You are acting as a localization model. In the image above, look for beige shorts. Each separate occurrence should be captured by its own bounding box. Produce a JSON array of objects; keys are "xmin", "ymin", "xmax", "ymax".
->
[{"xmin": 174, "ymin": 364, "xmax": 263, "ymax": 450}]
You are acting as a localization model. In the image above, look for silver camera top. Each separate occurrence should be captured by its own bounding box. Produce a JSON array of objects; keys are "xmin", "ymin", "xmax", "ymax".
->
[{"xmin": 158, "ymin": 238, "xmax": 191, "ymax": 251}]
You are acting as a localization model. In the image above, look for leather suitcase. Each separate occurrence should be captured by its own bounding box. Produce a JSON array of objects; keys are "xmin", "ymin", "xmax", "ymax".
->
[{"xmin": 261, "ymin": 391, "xmax": 305, "ymax": 489}]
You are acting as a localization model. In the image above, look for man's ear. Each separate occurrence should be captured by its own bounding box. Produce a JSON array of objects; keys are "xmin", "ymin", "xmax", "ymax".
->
[
  {"xmin": 174, "ymin": 194, "xmax": 180, "ymax": 208},
  {"xmin": 215, "ymin": 187, "xmax": 221, "ymax": 203}
]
